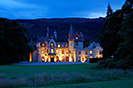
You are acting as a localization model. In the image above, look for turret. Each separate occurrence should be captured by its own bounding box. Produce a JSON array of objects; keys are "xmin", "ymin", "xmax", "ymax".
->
[
  {"xmin": 54, "ymin": 31, "xmax": 57, "ymax": 40},
  {"xmin": 69, "ymin": 24, "xmax": 74, "ymax": 40}
]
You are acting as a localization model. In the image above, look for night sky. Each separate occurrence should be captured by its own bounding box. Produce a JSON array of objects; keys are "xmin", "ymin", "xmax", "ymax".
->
[{"xmin": 0, "ymin": 0, "xmax": 125, "ymax": 19}]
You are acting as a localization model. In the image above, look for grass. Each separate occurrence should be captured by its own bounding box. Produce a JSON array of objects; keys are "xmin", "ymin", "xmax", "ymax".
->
[{"xmin": 0, "ymin": 63, "xmax": 132, "ymax": 88}]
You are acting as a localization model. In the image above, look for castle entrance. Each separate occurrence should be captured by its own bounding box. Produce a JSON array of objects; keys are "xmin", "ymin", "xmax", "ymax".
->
[{"xmin": 50, "ymin": 56, "xmax": 54, "ymax": 62}]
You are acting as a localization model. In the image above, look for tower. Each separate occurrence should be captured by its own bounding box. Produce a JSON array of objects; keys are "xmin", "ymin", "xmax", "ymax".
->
[{"xmin": 68, "ymin": 24, "xmax": 75, "ymax": 62}]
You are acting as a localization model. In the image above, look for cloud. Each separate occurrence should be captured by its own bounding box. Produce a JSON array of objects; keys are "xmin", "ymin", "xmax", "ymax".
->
[
  {"xmin": 0, "ymin": 0, "xmax": 48, "ymax": 19},
  {"xmin": 0, "ymin": 0, "xmax": 125, "ymax": 19}
]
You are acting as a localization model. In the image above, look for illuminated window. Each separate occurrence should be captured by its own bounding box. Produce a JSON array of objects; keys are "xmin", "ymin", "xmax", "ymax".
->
[
  {"xmin": 99, "ymin": 51, "xmax": 102, "ymax": 54},
  {"xmin": 85, "ymin": 50, "xmax": 88, "ymax": 55},
  {"xmin": 62, "ymin": 56, "xmax": 64, "ymax": 61},
  {"xmin": 85, "ymin": 56, "xmax": 88, "ymax": 61},
  {"xmin": 56, "ymin": 50, "xmax": 58, "ymax": 54},
  {"xmin": 42, "ymin": 43, "xmax": 44, "ymax": 46},
  {"xmin": 99, "ymin": 56, "xmax": 102, "ymax": 58},
  {"xmin": 90, "ymin": 50, "xmax": 93, "ymax": 54},
  {"xmin": 58, "ymin": 44, "xmax": 60, "ymax": 47},
  {"xmin": 78, "ymin": 56, "xmax": 81, "ymax": 61},
  {"xmin": 42, "ymin": 56, "xmax": 44, "ymax": 61},
  {"xmin": 76, "ymin": 37, "xmax": 78, "ymax": 39},
  {"xmin": 78, "ymin": 50, "xmax": 81, "ymax": 54},
  {"xmin": 51, "ymin": 43, "xmax": 53, "ymax": 46},
  {"xmin": 65, "ymin": 43, "xmax": 68, "ymax": 47},
  {"xmin": 66, "ymin": 56, "xmax": 69, "ymax": 62},
  {"xmin": 62, "ymin": 50, "xmax": 64, "ymax": 54},
  {"xmin": 51, "ymin": 49, "xmax": 54, "ymax": 53},
  {"xmin": 89, "ymin": 56, "xmax": 93, "ymax": 59},
  {"xmin": 76, "ymin": 42, "xmax": 78, "ymax": 46},
  {"xmin": 66, "ymin": 50, "xmax": 69, "ymax": 54},
  {"xmin": 42, "ymin": 49, "xmax": 44, "ymax": 53}
]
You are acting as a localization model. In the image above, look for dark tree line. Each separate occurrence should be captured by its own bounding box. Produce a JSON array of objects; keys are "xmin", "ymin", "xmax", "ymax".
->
[
  {"xmin": 0, "ymin": 18, "xmax": 30, "ymax": 64},
  {"xmin": 98, "ymin": 0, "xmax": 133, "ymax": 68}
]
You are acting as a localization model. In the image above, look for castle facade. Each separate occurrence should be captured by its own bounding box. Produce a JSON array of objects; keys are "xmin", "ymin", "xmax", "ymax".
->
[{"xmin": 29, "ymin": 25, "xmax": 103, "ymax": 63}]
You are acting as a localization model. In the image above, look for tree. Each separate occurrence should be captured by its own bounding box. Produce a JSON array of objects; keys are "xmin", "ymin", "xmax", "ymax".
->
[
  {"xmin": 0, "ymin": 18, "xmax": 29, "ymax": 64},
  {"xmin": 106, "ymin": 3, "xmax": 113, "ymax": 19}
]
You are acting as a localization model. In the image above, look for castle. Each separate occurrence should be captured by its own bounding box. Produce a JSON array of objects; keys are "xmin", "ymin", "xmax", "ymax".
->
[{"xmin": 29, "ymin": 25, "xmax": 103, "ymax": 63}]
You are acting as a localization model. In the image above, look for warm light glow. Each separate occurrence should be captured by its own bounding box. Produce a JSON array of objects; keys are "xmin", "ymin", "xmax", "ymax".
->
[
  {"xmin": 81, "ymin": 57, "xmax": 85, "ymax": 63},
  {"xmin": 29, "ymin": 53, "xmax": 32, "ymax": 62},
  {"xmin": 48, "ymin": 58, "xmax": 51, "ymax": 62},
  {"xmin": 89, "ymin": 56, "xmax": 93, "ymax": 59},
  {"xmin": 59, "ymin": 56, "xmax": 62, "ymax": 61},
  {"xmin": 85, "ymin": 50, "xmax": 88, "ymax": 55},
  {"xmin": 42, "ymin": 56, "xmax": 44, "ymax": 61},
  {"xmin": 78, "ymin": 50, "xmax": 81, "ymax": 54},
  {"xmin": 51, "ymin": 43, "xmax": 53, "ymax": 46},
  {"xmin": 76, "ymin": 37, "xmax": 78, "ymax": 39},
  {"xmin": 42, "ymin": 49, "xmax": 44, "ymax": 53},
  {"xmin": 90, "ymin": 50, "xmax": 93, "ymax": 54},
  {"xmin": 62, "ymin": 50, "xmax": 64, "ymax": 54},
  {"xmin": 58, "ymin": 44, "xmax": 60, "ymax": 47},
  {"xmin": 42, "ymin": 43, "xmax": 44, "ymax": 46},
  {"xmin": 51, "ymin": 49, "xmax": 54, "ymax": 53},
  {"xmin": 69, "ymin": 56, "xmax": 73, "ymax": 62},
  {"xmin": 66, "ymin": 49, "xmax": 69, "ymax": 54},
  {"xmin": 56, "ymin": 50, "xmax": 58, "ymax": 54}
]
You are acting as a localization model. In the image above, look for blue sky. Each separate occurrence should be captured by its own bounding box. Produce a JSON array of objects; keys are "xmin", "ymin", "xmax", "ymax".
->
[{"xmin": 0, "ymin": 0, "xmax": 125, "ymax": 19}]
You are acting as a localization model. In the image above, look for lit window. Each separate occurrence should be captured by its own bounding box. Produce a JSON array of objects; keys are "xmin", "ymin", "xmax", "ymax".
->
[
  {"xmin": 58, "ymin": 44, "xmax": 60, "ymax": 47},
  {"xmin": 76, "ymin": 42, "xmax": 78, "ymax": 46},
  {"xmin": 51, "ymin": 43, "xmax": 53, "ymax": 46},
  {"xmin": 66, "ymin": 50, "xmax": 69, "ymax": 54},
  {"xmin": 76, "ymin": 37, "xmax": 78, "ymax": 39},
  {"xmin": 42, "ymin": 43, "xmax": 44, "ymax": 46},
  {"xmin": 78, "ymin": 50, "xmax": 81, "ymax": 54},
  {"xmin": 90, "ymin": 50, "xmax": 93, "ymax": 54},
  {"xmin": 42, "ymin": 49, "xmax": 44, "ymax": 53},
  {"xmin": 96, "ymin": 56, "xmax": 98, "ymax": 58},
  {"xmin": 51, "ymin": 49, "xmax": 54, "ymax": 53},
  {"xmin": 78, "ymin": 56, "xmax": 81, "ymax": 61},
  {"xmin": 99, "ymin": 51, "xmax": 102, "ymax": 54},
  {"xmin": 85, "ymin": 56, "xmax": 88, "ymax": 61},
  {"xmin": 85, "ymin": 50, "xmax": 88, "ymax": 55},
  {"xmin": 56, "ymin": 50, "xmax": 58, "ymax": 54},
  {"xmin": 65, "ymin": 43, "xmax": 68, "ymax": 47},
  {"xmin": 62, "ymin": 50, "xmax": 64, "ymax": 54},
  {"xmin": 89, "ymin": 56, "xmax": 93, "ymax": 59}
]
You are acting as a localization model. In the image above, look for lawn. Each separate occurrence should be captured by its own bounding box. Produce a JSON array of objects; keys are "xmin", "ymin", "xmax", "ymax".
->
[{"xmin": 0, "ymin": 63, "xmax": 132, "ymax": 88}]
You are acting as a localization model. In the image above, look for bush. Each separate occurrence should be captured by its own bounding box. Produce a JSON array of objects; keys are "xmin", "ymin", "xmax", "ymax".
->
[{"xmin": 96, "ymin": 59, "xmax": 115, "ymax": 68}]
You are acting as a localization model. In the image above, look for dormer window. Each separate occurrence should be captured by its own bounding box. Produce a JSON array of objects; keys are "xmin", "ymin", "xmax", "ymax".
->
[{"xmin": 51, "ymin": 43, "xmax": 53, "ymax": 46}]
